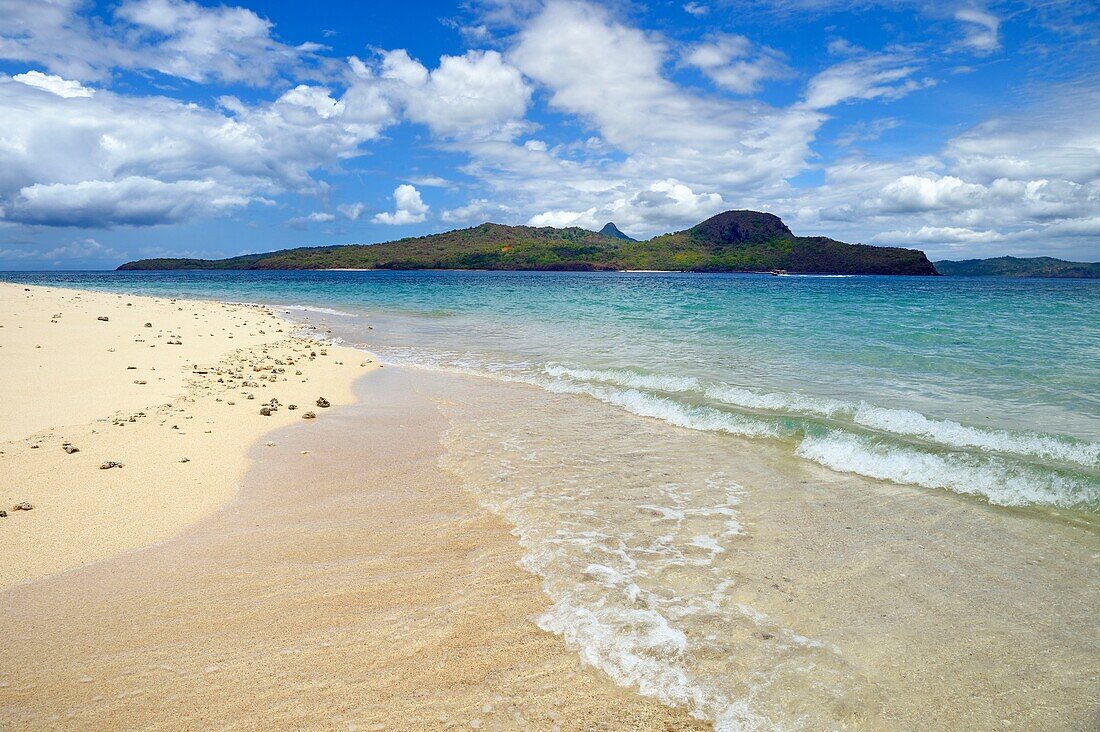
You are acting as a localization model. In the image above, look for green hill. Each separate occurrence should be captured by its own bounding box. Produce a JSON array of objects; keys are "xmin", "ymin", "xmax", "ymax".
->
[
  {"xmin": 934, "ymin": 256, "xmax": 1100, "ymax": 278},
  {"xmin": 118, "ymin": 210, "xmax": 938, "ymax": 275}
]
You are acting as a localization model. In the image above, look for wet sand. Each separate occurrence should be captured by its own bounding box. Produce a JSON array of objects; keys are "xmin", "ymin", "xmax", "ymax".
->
[
  {"xmin": 433, "ymin": 377, "xmax": 1100, "ymax": 730},
  {"xmin": 0, "ymin": 367, "xmax": 704, "ymax": 730}
]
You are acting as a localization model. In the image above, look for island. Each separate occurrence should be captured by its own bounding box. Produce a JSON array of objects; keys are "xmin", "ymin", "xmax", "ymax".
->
[
  {"xmin": 934, "ymin": 256, "xmax": 1100, "ymax": 278},
  {"xmin": 118, "ymin": 210, "xmax": 939, "ymax": 276}
]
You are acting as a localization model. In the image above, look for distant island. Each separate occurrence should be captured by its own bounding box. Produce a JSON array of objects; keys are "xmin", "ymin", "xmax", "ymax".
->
[
  {"xmin": 118, "ymin": 210, "xmax": 939, "ymax": 276},
  {"xmin": 934, "ymin": 256, "xmax": 1100, "ymax": 278}
]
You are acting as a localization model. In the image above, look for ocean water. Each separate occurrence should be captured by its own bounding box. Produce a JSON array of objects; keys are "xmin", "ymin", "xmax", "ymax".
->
[
  {"xmin": 5, "ymin": 270, "xmax": 1099, "ymax": 728},
  {"xmin": 9, "ymin": 270, "xmax": 1097, "ymax": 510}
]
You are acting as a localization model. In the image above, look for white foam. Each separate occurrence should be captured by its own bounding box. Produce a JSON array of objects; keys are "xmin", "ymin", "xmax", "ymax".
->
[
  {"xmin": 796, "ymin": 431, "xmax": 1099, "ymax": 509},
  {"xmin": 279, "ymin": 304, "xmax": 359, "ymax": 317},
  {"xmin": 542, "ymin": 382, "xmax": 782, "ymax": 440},
  {"xmin": 705, "ymin": 384, "xmax": 850, "ymax": 418},
  {"xmin": 544, "ymin": 363, "xmax": 701, "ymax": 393},
  {"xmin": 853, "ymin": 404, "xmax": 1100, "ymax": 468}
]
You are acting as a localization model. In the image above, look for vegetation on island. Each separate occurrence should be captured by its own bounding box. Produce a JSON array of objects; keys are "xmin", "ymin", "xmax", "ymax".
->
[
  {"xmin": 934, "ymin": 256, "xmax": 1100, "ymax": 278},
  {"xmin": 118, "ymin": 210, "xmax": 940, "ymax": 275}
]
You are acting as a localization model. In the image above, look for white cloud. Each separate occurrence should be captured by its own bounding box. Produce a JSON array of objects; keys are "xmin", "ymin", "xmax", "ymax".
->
[
  {"xmin": 683, "ymin": 34, "xmax": 789, "ymax": 95},
  {"xmin": 802, "ymin": 53, "xmax": 932, "ymax": 109},
  {"xmin": 376, "ymin": 49, "xmax": 532, "ymax": 140},
  {"xmin": 876, "ymin": 174, "xmax": 986, "ymax": 213},
  {"xmin": 0, "ymin": 0, "xmax": 323, "ymax": 86},
  {"xmin": 12, "ymin": 70, "xmax": 94, "ymax": 98},
  {"xmin": 408, "ymin": 175, "xmax": 451, "ymax": 188},
  {"xmin": 955, "ymin": 8, "xmax": 1000, "ymax": 54},
  {"xmin": 373, "ymin": 184, "xmax": 429, "ymax": 224},
  {"xmin": 3, "ymin": 176, "xmax": 253, "ymax": 227},
  {"xmin": 528, "ymin": 179, "xmax": 725, "ymax": 232},
  {"xmin": 0, "ymin": 72, "xmax": 395, "ymax": 227},
  {"xmin": 683, "ymin": 2, "xmax": 709, "ymax": 16},
  {"xmin": 287, "ymin": 210, "xmax": 336, "ymax": 229},
  {"xmin": 0, "ymin": 238, "xmax": 124, "ymax": 262},
  {"xmin": 337, "ymin": 202, "xmax": 365, "ymax": 220}
]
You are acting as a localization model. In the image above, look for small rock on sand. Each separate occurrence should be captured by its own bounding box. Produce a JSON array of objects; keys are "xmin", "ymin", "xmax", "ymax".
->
[
  {"xmin": 287, "ymin": 404, "xmax": 297, "ymax": 410},
  {"xmin": 316, "ymin": 397, "xmax": 330, "ymax": 408},
  {"xmin": 302, "ymin": 411, "xmax": 316, "ymax": 419},
  {"xmin": 144, "ymin": 322, "xmax": 152, "ymax": 327},
  {"xmin": 62, "ymin": 444, "xmax": 79, "ymax": 454},
  {"xmin": 97, "ymin": 316, "xmax": 109, "ymax": 322},
  {"xmin": 259, "ymin": 406, "xmax": 272, "ymax": 416},
  {"xmin": 100, "ymin": 461, "xmax": 124, "ymax": 470},
  {"xmin": 179, "ymin": 457, "xmax": 190, "ymax": 463},
  {"xmin": 0, "ymin": 510, "xmax": 6, "ymax": 518},
  {"xmin": 13, "ymin": 502, "xmax": 33, "ymax": 511}
]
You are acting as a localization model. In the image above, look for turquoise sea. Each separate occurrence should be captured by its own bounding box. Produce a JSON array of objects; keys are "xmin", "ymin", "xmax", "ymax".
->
[
  {"xmin": 6, "ymin": 270, "xmax": 1097, "ymax": 511},
  {"xmin": 5, "ymin": 270, "xmax": 1098, "ymax": 728}
]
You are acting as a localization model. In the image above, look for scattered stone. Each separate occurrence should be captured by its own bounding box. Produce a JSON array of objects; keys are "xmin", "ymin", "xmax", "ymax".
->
[
  {"xmin": 0, "ymin": 510, "xmax": 6, "ymax": 518},
  {"xmin": 126, "ymin": 366, "xmax": 137, "ymax": 370},
  {"xmin": 97, "ymin": 316, "xmax": 109, "ymax": 322},
  {"xmin": 179, "ymin": 457, "xmax": 190, "ymax": 463},
  {"xmin": 144, "ymin": 322, "xmax": 152, "ymax": 328},
  {"xmin": 259, "ymin": 406, "xmax": 272, "ymax": 416},
  {"xmin": 287, "ymin": 404, "xmax": 297, "ymax": 410},
  {"xmin": 100, "ymin": 461, "xmax": 124, "ymax": 470},
  {"xmin": 316, "ymin": 397, "xmax": 330, "ymax": 408},
  {"xmin": 134, "ymin": 379, "xmax": 147, "ymax": 385},
  {"xmin": 266, "ymin": 441, "xmax": 275, "ymax": 447},
  {"xmin": 62, "ymin": 443, "xmax": 79, "ymax": 454},
  {"xmin": 295, "ymin": 370, "xmax": 302, "ymax": 375},
  {"xmin": 302, "ymin": 411, "xmax": 316, "ymax": 419},
  {"xmin": 13, "ymin": 502, "xmax": 33, "ymax": 511}
]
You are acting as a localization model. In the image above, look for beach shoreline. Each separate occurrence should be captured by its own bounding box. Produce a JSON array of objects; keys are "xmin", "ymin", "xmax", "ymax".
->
[{"xmin": 0, "ymin": 315, "xmax": 705, "ymax": 730}]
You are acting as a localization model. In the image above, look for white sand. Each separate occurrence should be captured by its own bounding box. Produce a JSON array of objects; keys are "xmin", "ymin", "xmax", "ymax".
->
[{"xmin": 0, "ymin": 283, "xmax": 370, "ymax": 587}]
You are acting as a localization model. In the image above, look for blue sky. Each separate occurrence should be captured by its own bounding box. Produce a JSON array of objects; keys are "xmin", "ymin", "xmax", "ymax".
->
[{"xmin": 0, "ymin": 0, "xmax": 1097, "ymax": 269}]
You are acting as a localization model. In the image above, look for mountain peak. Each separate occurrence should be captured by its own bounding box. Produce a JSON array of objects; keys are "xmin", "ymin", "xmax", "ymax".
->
[
  {"xmin": 690, "ymin": 210, "xmax": 792, "ymax": 245},
  {"xmin": 598, "ymin": 222, "xmax": 635, "ymax": 241}
]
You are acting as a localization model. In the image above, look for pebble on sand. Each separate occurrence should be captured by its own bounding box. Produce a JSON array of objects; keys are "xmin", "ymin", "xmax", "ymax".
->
[
  {"xmin": 13, "ymin": 502, "xmax": 33, "ymax": 511},
  {"xmin": 100, "ymin": 461, "xmax": 124, "ymax": 470},
  {"xmin": 302, "ymin": 411, "xmax": 316, "ymax": 419},
  {"xmin": 97, "ymin": 316, "xmax": 109, "ymax": 322},
  {"xmin": 316, "ymin": 397, "xmax": 330, "ymax": 408}
]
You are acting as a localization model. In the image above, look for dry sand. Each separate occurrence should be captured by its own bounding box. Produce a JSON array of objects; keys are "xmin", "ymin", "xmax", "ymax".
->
[{"xmin": 0, "ymin": 282, "xmax": 367, "ymax": 587}]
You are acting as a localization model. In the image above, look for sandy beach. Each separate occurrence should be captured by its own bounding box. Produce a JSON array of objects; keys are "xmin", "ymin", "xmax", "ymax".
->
[
  {"xmin": 0, "ymin": 283, "xmax": 702, "ymax": 730},
  {"xmin": 0, "ymin": 283, "xmax": 367, "ymax": 587}
]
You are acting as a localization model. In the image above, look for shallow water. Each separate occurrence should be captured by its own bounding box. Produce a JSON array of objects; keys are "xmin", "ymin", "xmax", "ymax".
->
[{"xmin": 4, "ymin": 269, "xmax": 1098, "ymax": 728}]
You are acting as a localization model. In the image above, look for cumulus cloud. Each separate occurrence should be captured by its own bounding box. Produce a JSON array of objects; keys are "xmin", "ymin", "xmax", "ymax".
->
[
  {"xmin": 0, "ymin": 72, "xmax": 395, "ymax": 227},
  {"xmin": 0, "ymin": 0, "xmax": 323, "ymax": 86},
  {"xmin": 374, "ymin": 184, "xmax": 429, "ymax": 224},
  {"xmin": 374, "ymin": 49, "xmax": 532, "ymax": 140},
  {"xmin": 955, "ymin": 8, "xmax": 1000, "ymax": 54},
  {"xmin": 2, "ymin": 177, "xmax": 253, "ymax": 227},
  {"xmin": 505, "ymin": 1, "xmax": 822, "ymax": 203},
  {"xmin": 116, "ymin": 0, "xmax": 325, "ymax": 85},
  {"xmin": 11, "ymin": 70, "xmax": 94, "ymax": 98},
  {"xmin": 528, "ymin": 179, "xmax": 724, "ymax": 233},
  {"xmin": 683, "ymin": 34, "xmax": 790, "ymax": 95}
]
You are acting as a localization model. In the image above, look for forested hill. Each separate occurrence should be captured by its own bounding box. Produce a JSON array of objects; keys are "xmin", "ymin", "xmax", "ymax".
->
[
  {"xmin": 118, "ymin": 210, "xmax": 939, "ymax": 275},
  {"xmin": 934, "ymin": 256, "xmax": 1100, "ymax": 278}
]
